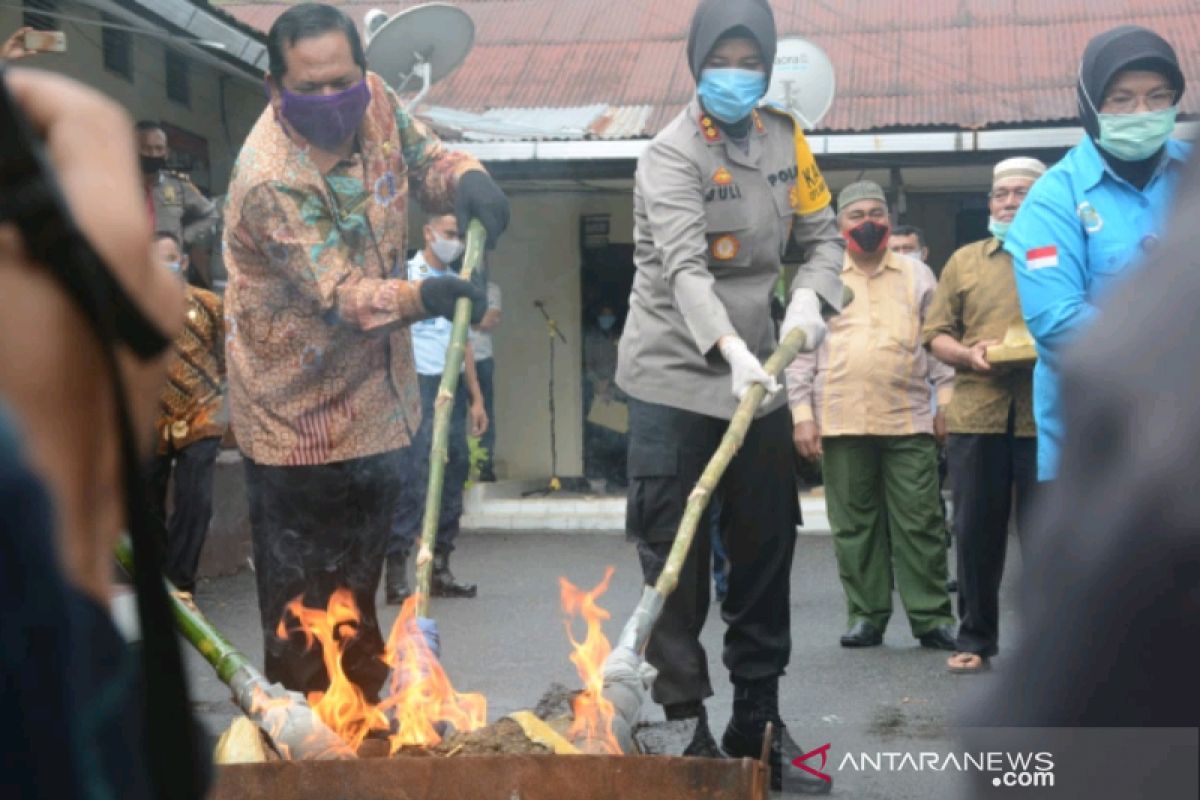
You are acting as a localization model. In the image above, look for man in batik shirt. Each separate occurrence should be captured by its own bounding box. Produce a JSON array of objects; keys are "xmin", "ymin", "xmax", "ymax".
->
[{"xmin": 223, "ymin": 3, "xmax": 509, "ymax": 698}]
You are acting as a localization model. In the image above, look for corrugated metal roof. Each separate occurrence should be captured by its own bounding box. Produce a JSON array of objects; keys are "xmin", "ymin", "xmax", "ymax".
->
[
  {"xmin": 422, "ymin": 103, "xmax": 656, "ymax": 140},
  {"xmin": 216, "ymin": 0, "xmax": 1200, "ymax": 136}
]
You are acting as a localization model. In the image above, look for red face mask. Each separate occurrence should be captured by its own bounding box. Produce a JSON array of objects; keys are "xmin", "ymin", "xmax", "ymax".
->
[{"xmin": 844, "ymin": 220, "xmax": 891, "ymax": 255}]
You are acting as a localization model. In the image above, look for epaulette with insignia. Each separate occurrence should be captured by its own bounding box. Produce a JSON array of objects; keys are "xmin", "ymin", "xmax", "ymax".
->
[{"xmin": 699, "ymin": 112, "xmax": 721, "ymax": 143}]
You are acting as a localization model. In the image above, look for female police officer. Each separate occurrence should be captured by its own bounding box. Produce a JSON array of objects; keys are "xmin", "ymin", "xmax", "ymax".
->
[
  {"xmin": 615, "ymin": 0, "xmax": 842, "ymax": 792},
  {"xmin": 1007, "ymin": 25, "xmax": 1190, "ymax": 481}
]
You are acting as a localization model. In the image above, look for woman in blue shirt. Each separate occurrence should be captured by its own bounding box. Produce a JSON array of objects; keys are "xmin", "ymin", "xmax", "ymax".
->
[{"xmin": 1006, "ymin": 26, "xmax": 1191, "ymax": 480}]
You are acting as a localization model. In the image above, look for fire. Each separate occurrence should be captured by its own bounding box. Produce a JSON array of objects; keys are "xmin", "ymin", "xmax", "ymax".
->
[
  {"xmin": 277, "ymin": 589, "xmax": 390, "ymax": 751},
  {"xmin": 379, "ymin": 594, "xmax": 487, "ymax": 753},
  {"xmin": 559, "ymin": 566, "xmax": 621, "ymax": 754},
  {"xmin": 276, "ymin": 590, "xmax": 486, "ymax": 754}
]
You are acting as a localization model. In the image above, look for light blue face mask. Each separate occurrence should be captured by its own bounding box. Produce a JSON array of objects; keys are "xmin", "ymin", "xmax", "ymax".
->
[
  {"xmin": 987, "ymin": 217, "xmax": 1011, "ymax": 241},
  {"xmin": 597, "ymin": 314, "xmax": 616, "ymax": 332},
  {"xmin": 1097, "ymin": 106, "xmax": 1178, "ymax": 161},
  {"xmin": 697, "ymin": 68, "xmax": 767, "ymax": 124},
  {"xmin": 165, "ymin": 260, "xmax": 184, "ymax": 276}
]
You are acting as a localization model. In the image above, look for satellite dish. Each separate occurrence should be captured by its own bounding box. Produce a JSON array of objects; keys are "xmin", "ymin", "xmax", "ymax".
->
[
  {"xmin": 365, "ymin": 3, "xmax": 474, "ymax": 109},
  {"xmin": 766, "ymin": 38, "xmax": 836, "ymax": 129}
]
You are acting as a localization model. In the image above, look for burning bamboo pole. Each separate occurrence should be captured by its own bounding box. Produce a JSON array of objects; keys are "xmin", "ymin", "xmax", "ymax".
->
[
  {"xmin": 413, "ymin": 218, "xmax": 487, "ymax": 619},
  {"xmin": 114, "ymin": 539, "xmax": 355, "ymax": 761},
  {"xmin": 599, "ymin": 289, "xmax": 853, "ymax": 753}
]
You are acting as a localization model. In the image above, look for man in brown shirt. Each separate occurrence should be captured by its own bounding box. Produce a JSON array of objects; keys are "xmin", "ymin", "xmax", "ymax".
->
[
  {"xmin": 788, "ymin": 181, "xmax": 956, "ymax": 651},
  {"xmin": 922, "ymin": 156, "xmax": 1044, "ymax": 673}
]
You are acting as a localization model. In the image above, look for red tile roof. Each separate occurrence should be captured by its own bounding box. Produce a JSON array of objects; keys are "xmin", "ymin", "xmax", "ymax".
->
[{"xmin": 216, "ymin": 0, "xmax": 1200, "ymax": 134}]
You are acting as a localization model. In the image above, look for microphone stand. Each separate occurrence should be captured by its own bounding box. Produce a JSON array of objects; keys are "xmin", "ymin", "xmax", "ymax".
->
[{"xmin": 524, "ymin": 300, "xmax": 568, "ymax": 497}]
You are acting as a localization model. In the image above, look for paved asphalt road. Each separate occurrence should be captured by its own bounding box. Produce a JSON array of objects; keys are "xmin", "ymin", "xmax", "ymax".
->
[{"xmin": 185, "ymin": 532, "xmax": 1022, "ymax": 798}]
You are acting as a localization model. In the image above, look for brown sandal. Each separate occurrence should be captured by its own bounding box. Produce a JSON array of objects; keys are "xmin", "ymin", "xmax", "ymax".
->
[{"xmin": 947, "ymin": 652, "xmax": 990, "ymax": 674}]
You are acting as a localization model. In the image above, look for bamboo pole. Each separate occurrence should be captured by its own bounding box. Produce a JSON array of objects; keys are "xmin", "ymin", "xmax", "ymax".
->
[
  {"xmin": 115, "ymin": 537, "xmax": 251, "ymax": 684},
  {"xmin": 114, "ymin": 539, "xmax": 355, "ymax": 760},
  {"xmin": 600, "ymin": 288, "xmax": 853, "ymax": 754},
  {"xmin": 414, "ymin": 218, "xmax": 487, "ymax": 618}
]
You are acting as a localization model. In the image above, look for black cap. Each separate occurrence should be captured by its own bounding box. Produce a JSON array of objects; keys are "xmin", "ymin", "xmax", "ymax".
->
[{"xmin": 686, "ymin": 0, "xmax": 777, "ymax": 85}]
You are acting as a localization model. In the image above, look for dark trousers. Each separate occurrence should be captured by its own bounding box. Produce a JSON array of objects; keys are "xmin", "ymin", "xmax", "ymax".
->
[
  {"xmin": 625, "ymin": 397, "xmax": 799, "ymax": 706},
  {"xmin": 244, "ymin": 449, "xmax": 403, "ymax": 700},
  {"xmin": 390, "ymin": 373, "xmax": 469, "ymax": 556},
  {"xmin": 475, "ymin": 357, "xmax": 496, "ymax": 473},
  {"xmin": 148, "ymin": 436, "xmax": 221, "ymax": 592},
  {"xmin": 947, "ymin": 431, "xmax": 1038, "ymax": 657}
]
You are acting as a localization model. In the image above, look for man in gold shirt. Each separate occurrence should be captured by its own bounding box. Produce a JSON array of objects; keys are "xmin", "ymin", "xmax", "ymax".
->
[
  {"xmin": 788, "ymin": 181, "xmax": 956, "ymax": 651},
  {"xmin": 148, "ymin": 231, "xmax": 225, "ymax": 592},
  {"xmin": 923, "ymin": 157, "xmax": 1044, "ymax": 673}
]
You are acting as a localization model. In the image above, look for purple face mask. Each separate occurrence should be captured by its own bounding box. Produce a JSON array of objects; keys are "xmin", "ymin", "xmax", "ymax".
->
[{"xmin": 279, "ymin": 78, "xmax": 371, "ymax": 151}]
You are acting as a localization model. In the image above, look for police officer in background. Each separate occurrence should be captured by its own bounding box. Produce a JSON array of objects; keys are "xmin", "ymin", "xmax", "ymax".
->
[
  {"xmin": 616, "ymin": 0, "xmax": 843, "ymax": 792},
  {"xmin": 135, "ymin": 120, "xmax": 219, "ymax": 284}
]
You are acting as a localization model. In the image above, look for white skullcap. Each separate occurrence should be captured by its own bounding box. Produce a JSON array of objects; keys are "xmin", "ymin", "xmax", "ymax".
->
[{"xmin": 993, "ymin": 157, "xmax": 1047, "ymax": 184}]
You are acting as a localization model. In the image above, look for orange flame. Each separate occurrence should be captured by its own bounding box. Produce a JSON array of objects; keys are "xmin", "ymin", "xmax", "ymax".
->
[
  {"xmin": 379, "ymin": 594, "xmax": 487, "ymax": 753},
  {"xmin": 277, "ymin": 590, "xmax": 486, "ymax": 755},
  {"xmin": 277, "ymin": 589, "xmax": 390, "ymax": 751},
  {"xmin": 559, "ymin": 566, "xmax": 621, "ymax": 754}
]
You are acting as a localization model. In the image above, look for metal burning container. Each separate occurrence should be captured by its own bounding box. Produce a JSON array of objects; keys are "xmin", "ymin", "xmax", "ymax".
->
[{"xmin": 210, "ymin": 753, "xmax": 769, "ymax": 800}]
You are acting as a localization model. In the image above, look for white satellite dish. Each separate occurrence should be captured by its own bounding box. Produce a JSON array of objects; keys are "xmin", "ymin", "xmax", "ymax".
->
[
  {"xmin": 766, "ymin": 38, "xmax": 836, "ymax": 129},
  {"xmin": 364, "ymin": 3, "xmax": 475, "ymax": 109}
]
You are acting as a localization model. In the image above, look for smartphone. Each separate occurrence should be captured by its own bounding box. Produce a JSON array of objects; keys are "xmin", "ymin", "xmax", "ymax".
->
[{"xmin": 23, "ymin": 30, "xmax": 67, "ymax": 53}]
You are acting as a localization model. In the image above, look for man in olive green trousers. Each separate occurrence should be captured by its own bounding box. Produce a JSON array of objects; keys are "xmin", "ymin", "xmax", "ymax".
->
[{"xmin": 787, "ymin": 182, "xmax": 956, "ymax": 649}]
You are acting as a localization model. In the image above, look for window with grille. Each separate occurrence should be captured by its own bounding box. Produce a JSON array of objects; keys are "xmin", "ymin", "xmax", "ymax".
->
[
  {"xmin": 23, "ymin": 0, "xmax": 58, "ymax": 30},
  {"xmin": 102, "ymin": 15, "xmax": 133, "ymax": 81},
  {"xmin": 165, "ymin": 49, "xmax": 190, "ymax": 107}
]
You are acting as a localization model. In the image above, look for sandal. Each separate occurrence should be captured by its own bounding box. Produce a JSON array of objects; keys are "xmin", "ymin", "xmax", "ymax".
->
[{"xmin": 947, "ymin": 652, "xmax": 990, "ymax": 674}]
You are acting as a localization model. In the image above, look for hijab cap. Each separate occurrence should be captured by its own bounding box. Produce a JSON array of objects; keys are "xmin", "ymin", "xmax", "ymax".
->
[
  {"xmin": 1077, "ymin": 25, "xmax": 1185, "ymax": 140},
  {"xmin": 687, "ymin": 0, "xmax": 777, "ymax": 85}
]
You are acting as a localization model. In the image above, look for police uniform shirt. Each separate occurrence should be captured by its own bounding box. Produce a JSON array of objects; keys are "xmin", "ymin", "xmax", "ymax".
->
[
  {"xmin": 616, "ymin": 98, "xmax": 845, "ymax": 420},
  {"xmin": 407, "ymin": 250, "xmax": 458, "ymax": 376},
  {"xmin": 1005, "ymin": 135, "xmax": 1191, "ymax": 479},
  {"xmin": 149, "ymin": 171, "xmax": 219, "ymax": 249}
]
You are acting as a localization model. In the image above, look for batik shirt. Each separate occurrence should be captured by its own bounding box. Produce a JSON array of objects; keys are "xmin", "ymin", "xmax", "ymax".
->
[
  {"xmin": 156, "ymin": 285, "xmax": 226, "ymax": 453},
  {"xmin": 224, "ymin": 72, "xmax": 480, "ymax": 465}
]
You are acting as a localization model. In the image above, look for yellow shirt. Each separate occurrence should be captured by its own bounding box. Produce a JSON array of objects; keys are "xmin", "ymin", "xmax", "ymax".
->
[
  {"xmin": 922, "ymin": 238, "xmax": 1036, "ymax": 437},
  {"xmin": 787, "ymin": 251, "xmax": 954, "ymax": 437}
]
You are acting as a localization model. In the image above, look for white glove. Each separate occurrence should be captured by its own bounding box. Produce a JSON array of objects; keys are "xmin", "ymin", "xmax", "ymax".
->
[
  {"xmin": 780, "ymin": 288, "xmax": 827, "ymax": 352},
  {"xmin": 718, "ymin": 336, "xmax": 780, "ymax": 400}
]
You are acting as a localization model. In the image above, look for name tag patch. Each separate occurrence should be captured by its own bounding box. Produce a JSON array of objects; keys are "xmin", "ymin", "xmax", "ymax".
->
[{"xmin": 1026, "ymin": 245, "xmax": 1059, "ymax": 270}]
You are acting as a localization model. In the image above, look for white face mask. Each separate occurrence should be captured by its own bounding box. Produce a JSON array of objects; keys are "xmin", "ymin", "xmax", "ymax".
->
[{"xmin": 430, "ymin": 232, "xmax": 464, "ymax": 265}]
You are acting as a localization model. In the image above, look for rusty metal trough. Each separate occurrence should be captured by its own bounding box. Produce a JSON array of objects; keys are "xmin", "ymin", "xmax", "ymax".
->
[{"xmin": 210, "ymin": 754, "xmax": 768, "ymax": 800}]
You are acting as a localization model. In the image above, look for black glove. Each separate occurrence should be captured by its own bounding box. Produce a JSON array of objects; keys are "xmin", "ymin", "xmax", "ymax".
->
[
  {"xmin": 455, "ymin": 170, "xmax": 510, "ymax": 249},
  {"xmin": 419, "ymin": 274, "xmax": 487, "ymax": 323}
]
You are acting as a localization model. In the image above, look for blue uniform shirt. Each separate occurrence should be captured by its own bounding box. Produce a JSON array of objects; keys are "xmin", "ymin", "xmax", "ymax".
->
[
  {"xmin": 407, "ymin": 251, "xmax": 457, "ymax": 376},
  {"xmin": 1006, "ymin": 135, "xmax": 1191, "ymax": 479}
]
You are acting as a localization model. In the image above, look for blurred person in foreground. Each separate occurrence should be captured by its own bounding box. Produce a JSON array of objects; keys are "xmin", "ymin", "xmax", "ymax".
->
[
  {"xmin": 0, "ymin": 67, "xmax": 204, "ymax": 799},
  {"xmin": 1006, "ymin": 25, "xmax": 1190, "ymax": 481},
  {"xmin": 223, "ymin": 3, "xmax": 506, "ymax": 700}
]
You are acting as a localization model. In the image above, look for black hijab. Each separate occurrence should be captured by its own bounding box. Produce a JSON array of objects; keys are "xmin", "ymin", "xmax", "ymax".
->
[
  {"xmin": 686, "ymin": 0, "xmax": 776, "ymax": 135},
  {"xmin": 1076, "ymin": 25, "xmax": 1185, "ymax": 187}
]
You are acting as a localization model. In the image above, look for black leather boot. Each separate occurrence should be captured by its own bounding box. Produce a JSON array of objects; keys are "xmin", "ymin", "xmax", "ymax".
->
[
  {"xmin": 721, "ymin": 677, "xmax": 832, "ymax": 795},
  {"xmin": 664, "ymin": 701, "xmax": 724, "ymax": 758},
  {"xmin": 385, "ymin": 552, "xmax": 411, "ymax": 606},
  {"xmin": 431, "ymin": 552, "xmax": 477, "ymax": 598}
]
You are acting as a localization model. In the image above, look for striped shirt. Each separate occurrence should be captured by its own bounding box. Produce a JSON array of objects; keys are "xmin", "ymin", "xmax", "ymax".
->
[{"xmin": 787, "ymin": 250, "xmax": 954, "ymax": 437}]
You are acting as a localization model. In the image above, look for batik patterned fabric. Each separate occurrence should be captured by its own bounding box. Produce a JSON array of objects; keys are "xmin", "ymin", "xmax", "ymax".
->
[
  {"xmin": 156, "ymin": 285, "xmax": 226, "ymax": 453},
  {"xmin": 223, "ymin": 72, "xmax": 480, "ymax": 466}
]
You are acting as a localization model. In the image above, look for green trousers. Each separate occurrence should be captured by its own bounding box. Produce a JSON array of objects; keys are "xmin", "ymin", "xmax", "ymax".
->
[{"xmin": 822, "ymin": 434, "xmax": 953, "ymax": 636}]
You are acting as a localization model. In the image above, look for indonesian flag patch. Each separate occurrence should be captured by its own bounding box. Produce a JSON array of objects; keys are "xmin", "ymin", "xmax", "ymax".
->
[{"xmin": 1026, "ymin": 245, "xmax": 1059, "ymax": 270}]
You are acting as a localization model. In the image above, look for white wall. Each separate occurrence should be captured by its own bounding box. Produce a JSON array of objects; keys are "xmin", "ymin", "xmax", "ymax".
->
[
  {"xmin": 0, "ymin": 6, "xmax": 264, "ymax": 194},
  {"xmin": 474, "ymin": 186, "xmax": 634, "ymax": 480}
]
